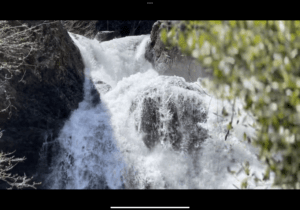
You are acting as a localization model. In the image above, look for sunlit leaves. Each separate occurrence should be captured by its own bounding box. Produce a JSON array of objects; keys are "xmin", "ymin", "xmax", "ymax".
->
[
  {"xmin": 160, "ymin": 28, "xmax": 167, "ymax": 44},
  {"xmin": 162, "ymin": 20, "xmax": 300, "ymax": 189},
  {"xmin": 178, "ymin": 32, "xmax": 188, "ymax": 51},
  {"xmin": 241, "ymin": 178, "xmax": 248, "ymax": 189},
  {"xmin": 253, "ymin": 34, "xmax": 262, "ymax": 45}
]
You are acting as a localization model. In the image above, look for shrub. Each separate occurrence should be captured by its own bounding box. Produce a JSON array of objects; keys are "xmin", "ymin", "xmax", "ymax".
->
[{"xmin": 161, "ymin": 20, "xmax": 300, "ymax": 189}]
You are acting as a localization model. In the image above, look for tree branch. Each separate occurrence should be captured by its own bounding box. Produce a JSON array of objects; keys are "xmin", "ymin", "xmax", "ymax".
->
[
  {"xmin": 0, "ymin": 150, "xmax": 41, "ymax": 189},
  {"xmin": 225, "ymin": 98, "xmax": 236, "ymax": 141}
]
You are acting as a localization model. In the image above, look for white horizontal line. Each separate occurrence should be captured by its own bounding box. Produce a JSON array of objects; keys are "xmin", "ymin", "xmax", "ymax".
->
[{"xmin": 111, "ymin": 207, "xmax": 189, "ymax": 209}]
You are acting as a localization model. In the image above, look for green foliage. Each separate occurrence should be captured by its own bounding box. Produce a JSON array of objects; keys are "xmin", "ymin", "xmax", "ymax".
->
[
  {"xmin": 241, "ymin": 178, "xmax": 248, "ymax": 189},
  {"xmin": 227, "ymin": 160, "xmax": 269, "ymax": 189},
  {"xmin": 162, "ymin": 20, "xmax": 300, "ymax": 189}
]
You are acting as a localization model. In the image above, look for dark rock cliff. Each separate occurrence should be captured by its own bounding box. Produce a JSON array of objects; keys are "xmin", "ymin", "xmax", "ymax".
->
[
  {"xmin": 0, "ymin": 20, "xmax": 85, "ymax": 188},
  {"xmin": 94, "ymin": 31, "xmax": 121, "ymax": 42},
  {"xmin": 62, "ymin": 20, "xmax": 99, "ymax": 39},
  {"xmin": 145, "ymin": 20, "xmax": 213, "ymax": 82},
  {"xmin": 63, "ymin": 20, "xmax": 157, "ymax": 39}
]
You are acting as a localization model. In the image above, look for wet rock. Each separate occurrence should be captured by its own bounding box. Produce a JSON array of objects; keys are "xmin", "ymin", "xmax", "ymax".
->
[
  {"xmin": 95, "ymin": 81, "xmax": 112, "ymax": 95},
  {"xmin": 144, "ymin": 20, "xmax": 213, "ymax": 82},
  {"xmin": 95, "ymin": 31, "xmax": 121, "ymax": 42},
  {"xmin": 90, "ymin": 84, "xmax": 101, "ymax": 107},
  {"xmin": 130, "ymin": 76, "xmax": 208, "ymax": 153},
  {"xmin": 63, "ymin": 20, "xmax": 157, "ymax": 39},
  {"xmin": 140, "ymin": 98, "xmax": 160, "ymax": 149}
]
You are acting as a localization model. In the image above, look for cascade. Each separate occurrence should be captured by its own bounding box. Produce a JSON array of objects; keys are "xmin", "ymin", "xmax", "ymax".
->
[{"xmin": 41, "ymin": 32, "xmax": 276, "ymax": 189}]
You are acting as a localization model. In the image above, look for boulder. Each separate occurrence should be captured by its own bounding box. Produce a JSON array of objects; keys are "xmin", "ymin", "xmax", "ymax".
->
[
  {"xmin": 144, "ymin": 20, "xmax": 213, "ymax": 82},
  {"xmin": 95, "ymin": 31, "xmax": 121, "ymax": 42},
  {"xmin": 129, "ymin": 75, "xmax": 208, "ymax": 154},
  {"xmin": 89, "ymin": 82, "xmax": 101, "ymax": 107},
  {"xmin": 0, "ymin": 20, "xmax": 85, "ymax": 188},
  {"xmin": 95, "ymin": 81, "xmax": 112, "ymax": 95}
]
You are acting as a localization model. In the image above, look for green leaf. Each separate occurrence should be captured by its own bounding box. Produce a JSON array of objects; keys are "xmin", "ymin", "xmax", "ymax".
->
[
  {"xmin": 241, "ymin": 178, "xmax": 248, "ymax": 189},
  {"xmin": 222, "ymin": 107, "xmax": 229, "ymax": 117},
  {"xmin": 160, "ymin": 28, "xmax": 167, "ymax": 44},
  {"xmin": 164, "ymin": 20, "xmax": 300, "ymax": 189},
  {"xmin": 227, "ymin": 123, "xmax": 233, "ymax": 130}
]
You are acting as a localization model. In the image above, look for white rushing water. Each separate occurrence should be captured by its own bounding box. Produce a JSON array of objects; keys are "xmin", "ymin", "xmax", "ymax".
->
[{"xmin": 44, "ymin": 32, "xmax": 278, "ymax": 189}]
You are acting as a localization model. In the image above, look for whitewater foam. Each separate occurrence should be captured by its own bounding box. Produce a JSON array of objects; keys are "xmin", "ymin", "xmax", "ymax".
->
[{"xmin": 42, "ymin": 32, "xmax": 278, "ymax": 189}]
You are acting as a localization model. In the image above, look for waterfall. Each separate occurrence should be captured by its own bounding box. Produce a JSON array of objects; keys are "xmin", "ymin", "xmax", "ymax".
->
[{"xmin": 42, "ymin": 32, "xmax": 276, "ymax": 189}]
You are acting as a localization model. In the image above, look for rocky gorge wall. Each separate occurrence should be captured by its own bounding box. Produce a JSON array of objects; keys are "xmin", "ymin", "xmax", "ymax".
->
[
  {"xmin": 0, "ymin": 20, "xmax": 213, "ymax": 189},
  {"xmin": 144, "ymin": 20, "xmax": 213, "ymax": 82},
  {"xmin": 63, "ymin": 20, "xmax": 157, "ymax": 40},
  {"xmin": 0, "ymin": 20, "xmax": 88, "ymax": 188},
  {"xmin": 0, "ymin": 20, "xmax": 157, "ymax": 189}
]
